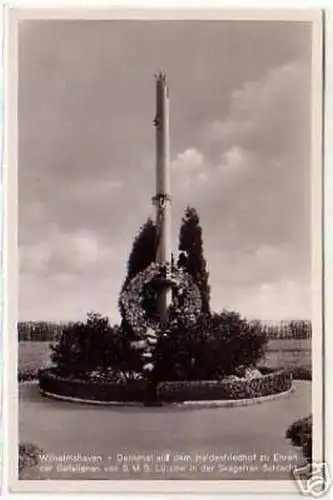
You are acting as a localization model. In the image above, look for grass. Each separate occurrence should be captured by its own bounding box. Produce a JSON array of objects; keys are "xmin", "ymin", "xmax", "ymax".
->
[
  {"xmin": 264, "ymin": 338, "xmax": 311, "ymax": 370},
  {"xmin": 19, "ymin": 341, "xmax": 54, "ymax": 372},
  {"xmin": 267, "ymin": 338, "xmax": 311, "ymax": 351}
]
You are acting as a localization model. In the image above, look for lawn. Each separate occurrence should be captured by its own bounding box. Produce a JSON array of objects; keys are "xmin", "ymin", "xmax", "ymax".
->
[
  {"xmin": 264, "ymin": 338, "xmax": 311, "ymax": 369},
  {"xmin": 18, "ymin": 341, "xmax": 54, "ymax": 373}
]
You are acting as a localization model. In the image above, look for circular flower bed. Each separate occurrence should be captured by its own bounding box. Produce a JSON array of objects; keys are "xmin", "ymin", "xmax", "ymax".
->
[{"xmin": 38, "ymin": 368, "xmax": 292, "ymax": 404}]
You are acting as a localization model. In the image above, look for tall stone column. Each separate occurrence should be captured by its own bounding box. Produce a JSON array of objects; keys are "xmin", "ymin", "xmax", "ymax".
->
[{"xmin": 153, "ymin": 72, "xmax": 172, "ymax": 325}]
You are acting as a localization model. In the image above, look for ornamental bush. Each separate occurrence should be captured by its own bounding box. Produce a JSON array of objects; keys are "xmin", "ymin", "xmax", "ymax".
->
[
  {"xmin": 286, "ymin": 415, "xmax": 312, "ymax": 463},
  {"xmin": 153, "ymin": 311, "xmax": 268, "ymax": 381},
  {"xmin": 259, "ymin": 366, "xmax": 312, "ymax": 380},
  {"xmin": 19, "ymin": 443, "xmax": 43, "ymax": 475},
  {"xmin": 205, "ymin": 312, "xmax": 268, "ymax": 378},
  {"xmin": 48, "ymin": 309, "xmax": 267, "ymax": 385},
  {"xmin": 50, "ymin": 312, "xmax": 142, "ymax": 381},
  {"xmin": 18, "ymin": 369, "xmax": 40, "ymax": 382}
]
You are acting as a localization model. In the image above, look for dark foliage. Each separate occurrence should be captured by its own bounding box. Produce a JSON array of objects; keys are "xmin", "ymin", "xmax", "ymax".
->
[
  {"xmin": 203, "ymin": 312, "xmax": 268, "ymax": 378},
  {"xmin": 177, "ymin": 207, "xmax": 211, "ymax": 315},
  {"xmin": 286, "ymin": 415, "xmax": 312, "ymax": 463},
  {"xmin": 50, "ymin": 312, "xmax": 142, "ymax": 381},
  {"xmin": 18, "ymin": 321, "xmax": 63, "ymax": 341},
  {"xmin": 18, "ymin": 369, "xmax": 40, "ymax": 382},
  {"xmin": 39, "ymin": 369, "xmax": 148, "ymax": 402},
  {"xmin": 158, "ymin": 369, "xmax": 291, "ymax": 402},
  {"xmin": 259, "ymin": 366, "xmax": 312, "ymax": 380},
  {"xmin": 118, "ymin": 217, "xmax": 158, "ymax": 344},
  {"xmin": 45, "ymin": 308, "xmax": 267, "ymax": 390},
  {"xmin": 154, "ymin": 310, "xmax": 268, "ymax": 381},
  {"xmin": 123, "ymin": 217, "xmax": 157, "ymax": 286},
  {"xmin": 253, "ymin": 319, "xmax": 312, "ymax": 339},
  {"xmin": 19, "ymin": 443, "xmax": 42, "ymax": 474}
]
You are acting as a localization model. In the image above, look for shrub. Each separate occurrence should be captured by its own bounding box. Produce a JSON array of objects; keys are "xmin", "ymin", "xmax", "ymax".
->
[
  {"xmin": 286, "ymin": 415, "xmax": 312, "ymax": 463},
  {"xmin": 46, "ymin": 309, "xmax": 268, "ymax": 384},
  {"xmin": 258, "ymin": 366, "xmax": 312, "ymax": 380},
  {"xmin": 153, "ymin": 313, "xmax": 211, "ymax": 381},
  {"xmin": 203, "ymin": 312, "xmax": 267, "ymax": 379},
  {"xmin": 18, "ymin": 369, "xmax": 39, "ymax": 382},
  {"xmin": 19, "ymin": 443, "xmax": 43, "ymax": 475},
  {"xmin": 153, "ymin": 311, "xmax": 268, "ymax": 382},
  {"xmin": 50, "ymin": 312, "xmax": 142, "ymax": 381},
  {"xmin": 289, "ymin": 367, "xmax": 312, "ymax": 380}
]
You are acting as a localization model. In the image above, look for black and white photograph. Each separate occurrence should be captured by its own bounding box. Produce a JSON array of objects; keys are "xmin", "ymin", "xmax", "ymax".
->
[{"xmin": 8, "ymin": 8, "xmax": 324, "ymax": 494}]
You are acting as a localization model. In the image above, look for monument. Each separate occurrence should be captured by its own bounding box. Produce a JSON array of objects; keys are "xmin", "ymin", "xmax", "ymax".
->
[
  {"xmin": 39, "ymin": 73, "xmax": 276, "ymax": 408},
  {"xmin": 119, "ymin": 73, "xmax": 202, "ymax": 379}
]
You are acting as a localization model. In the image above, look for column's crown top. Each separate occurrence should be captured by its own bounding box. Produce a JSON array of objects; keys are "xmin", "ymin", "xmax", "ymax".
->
[{"xmin": 155, "ymin": 71, "xmax": 167, "ymax": 83}]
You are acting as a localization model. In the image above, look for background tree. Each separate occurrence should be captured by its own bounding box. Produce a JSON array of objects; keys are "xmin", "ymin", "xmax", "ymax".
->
[
  {"xmin": 119, "ymin": 217, "xmax": 157, "ymax": 329},
  {"xmin": 124, "ymin": 217, "xmax": 157, "ymax": 286},
  {"xmin": 177, "ymin": 206, "xmax": 211, "ymax": 314},
  {"xmin": 18, "ymin": 321, "xmax": 63, "ymax": 341}
]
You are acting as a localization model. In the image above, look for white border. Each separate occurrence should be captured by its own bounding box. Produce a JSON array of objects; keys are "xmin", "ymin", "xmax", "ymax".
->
[
  {"xmin": 4, "ymin": 6, "xmax": 324, "ymax": 495},
  {"xmin": 324, "ymin": 8, "xmax": 333, "ymax": 492}
]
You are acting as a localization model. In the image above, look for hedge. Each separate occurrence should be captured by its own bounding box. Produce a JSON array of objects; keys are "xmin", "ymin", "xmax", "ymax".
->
[
  {"xmin": 258, "ymin": 366, "xmax": 311, "ymax": 380},
  {"xmin": 21, "ymin": 365, "xmax": 311, "ymax": 383},
  {"xmin": 158, "ymin": 370, "xmax": 292, "ymax": 402},
  {"xmin": 286, "ymin": 415, "xmax": 312, "ymax": 463},
  {"xmin": 39, "ymin": 369, "xmax": 147, "ymax": 402},
  {"xmin": 39, "ymin": 368, "xmax": 292, "ymax": 403},
  {"xmin": 19, "ymin": 369, "xmax": 40, "ymax": 382}
]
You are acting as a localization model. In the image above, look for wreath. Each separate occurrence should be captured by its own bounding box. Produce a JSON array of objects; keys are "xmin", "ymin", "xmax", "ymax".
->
[{"xmin": 119, "ymin": 262, "xmax": 202, "ymax": 339}]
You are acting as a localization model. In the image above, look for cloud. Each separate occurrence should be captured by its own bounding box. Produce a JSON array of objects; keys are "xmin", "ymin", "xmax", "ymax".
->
[
  {"xmin": 212, "ymin": 280, "xmax": 311, "ymax": 321},
  {"xmin": 71, "ymin": 178, "xmax": 124, "ymax": 201},
  {"xmin": 20, "ymin": 226, "xmax": 111, "ymax": 277},
  {"xmin": 226, "ymin": 280, "xmax": 312, "ymax": 322},
  {"xmin": 18, "ymin": 21, "xmax": 312, "ymax": 321},
  {"xmin": 217, "ymin": 146, "xmax": 248, "ymax": 177},
  {"xmin": 171, "ymin": 148, "xmax": 205, "ymax": 172},
  {"xmin": 171, "ymin": 144, "xmax": 249, "ymax": 202},
  {"xmin": 202, "ymin": 61, "xmax": 310, "ymax": 160},
  {"xmin": 171, "ymin": 148, "xmax": 207, "ymax": 198}
]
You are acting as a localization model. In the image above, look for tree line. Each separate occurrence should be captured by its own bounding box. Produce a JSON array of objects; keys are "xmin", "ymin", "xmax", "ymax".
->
[{"xmin": 18, "ymin": 318, "xmax": 312, "ymax": 342}]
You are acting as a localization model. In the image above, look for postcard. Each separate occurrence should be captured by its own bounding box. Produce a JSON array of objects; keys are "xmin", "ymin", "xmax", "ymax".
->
[{"xmin": 5, "ymin": 6, "xmax": 325, "ymax": 494}]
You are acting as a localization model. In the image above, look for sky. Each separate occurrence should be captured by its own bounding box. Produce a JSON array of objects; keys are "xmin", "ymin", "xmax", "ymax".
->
[{"xmin": 18, "ymin": 19, "xmax": 313, "ymax": 323}]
